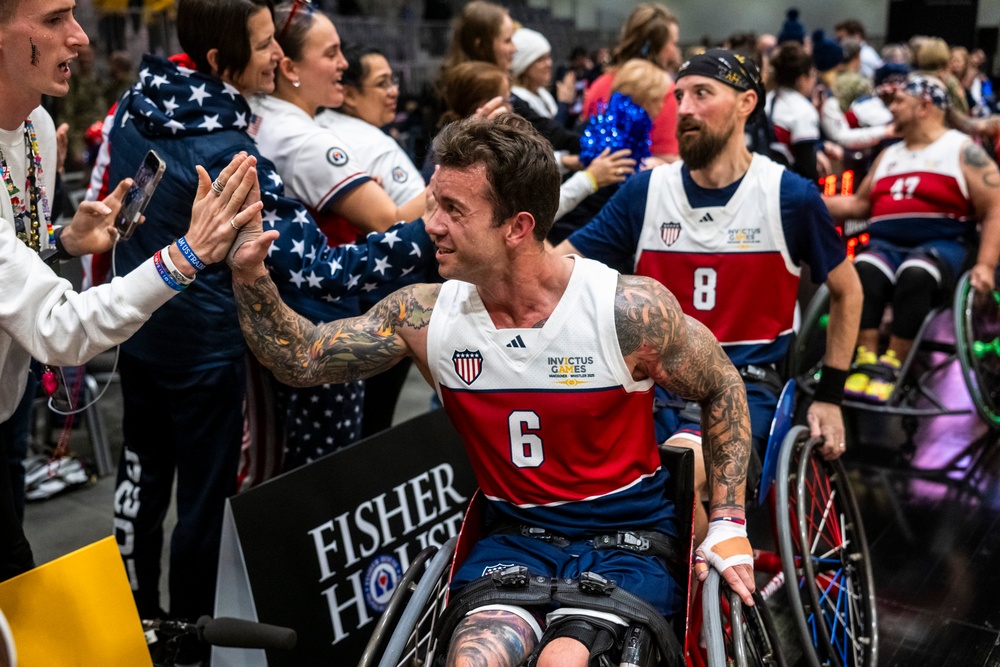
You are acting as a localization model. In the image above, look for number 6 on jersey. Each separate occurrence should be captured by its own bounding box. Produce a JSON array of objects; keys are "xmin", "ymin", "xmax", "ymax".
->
[{"xmin": 509, "ymin": 411, "xmax": 544, "ymax": 468}]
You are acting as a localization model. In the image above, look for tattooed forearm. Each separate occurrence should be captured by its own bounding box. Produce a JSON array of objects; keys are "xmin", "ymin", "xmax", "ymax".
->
[
  {"xmin": 233, "ymin": 275, "xmax": 434, "ymax": 387},
  {"xmin": 615, "ymin": 275, "xmax": 752, "ymax": 511},
  {"xmin": 445, "ymin": 610, "xmax": 536, "ymax": 667}
]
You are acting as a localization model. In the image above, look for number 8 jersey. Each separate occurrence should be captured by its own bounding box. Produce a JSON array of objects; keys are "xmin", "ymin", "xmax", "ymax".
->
[
  {"xmin": 635, "ymin": 156, "xmax": 799, "ymax": 363},
  {"xmin": 426, "ymin": 257, "xmax": 675, "ymax": 538}
]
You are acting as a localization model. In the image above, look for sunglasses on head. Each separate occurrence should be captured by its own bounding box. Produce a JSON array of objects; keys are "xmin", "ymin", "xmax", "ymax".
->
[{"xmin": 278, "ymin": 0, "xmax": 316, "ymax": 42}]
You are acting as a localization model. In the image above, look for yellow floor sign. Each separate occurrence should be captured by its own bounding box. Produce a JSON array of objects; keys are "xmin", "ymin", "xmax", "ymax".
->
[{"xmin": 0, "ymin": 537, "xmax": 151, "ymax": 666}]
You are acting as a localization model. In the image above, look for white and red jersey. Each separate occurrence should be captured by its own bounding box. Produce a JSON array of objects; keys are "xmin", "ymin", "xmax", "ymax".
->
[
  {"xmin": 868, "ymin": 129, "xmax": 976, "ymax": 246},
  {"xmin": 426, "ymin": 257, "xmax": 674, "ymax": 536},
  {"xmin": 634, "ymin": 156, "xmax": 800, "ymax": 357},
  {"xmin": 766, "ymin": 88, "xmax": 820, "ymax": 167}
]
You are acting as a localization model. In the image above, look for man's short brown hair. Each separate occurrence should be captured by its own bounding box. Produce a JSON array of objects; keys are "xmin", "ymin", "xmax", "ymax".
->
[{"xmin": 432, "ymin": 114, "xmax": 560, "ymax": 242}]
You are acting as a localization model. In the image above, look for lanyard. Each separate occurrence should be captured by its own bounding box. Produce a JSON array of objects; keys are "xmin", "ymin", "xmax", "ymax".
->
[{"xmin": 0, "ymin": 118, "xmax": 53, "ymax": 253}]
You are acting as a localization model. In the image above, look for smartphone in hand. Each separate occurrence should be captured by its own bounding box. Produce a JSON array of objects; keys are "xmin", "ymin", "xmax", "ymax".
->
[{"xmin": 114, "ymin": 150, "xmax": 166, "ymax": 242}]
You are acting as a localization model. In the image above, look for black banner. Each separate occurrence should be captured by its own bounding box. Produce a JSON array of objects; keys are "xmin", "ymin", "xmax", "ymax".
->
[{"xmin": 224, "ymin": 409, "xmax": 475, "ymax": 665}]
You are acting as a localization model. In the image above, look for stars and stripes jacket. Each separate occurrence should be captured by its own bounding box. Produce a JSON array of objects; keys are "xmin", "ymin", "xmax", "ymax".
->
[{"xmin": 106, "ymin": 54, "xmax": 433, "ymax": 369}]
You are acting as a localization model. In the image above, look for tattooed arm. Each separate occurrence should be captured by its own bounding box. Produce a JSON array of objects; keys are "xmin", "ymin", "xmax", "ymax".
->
[
  {"xmin": 961, "ymin": 141, "xmax": 1000, "ymax": 292},
  {"xmin": 232, "ymin": 270, "xmax": 437, "ymax": 387},
  {"xmin": 615, "ymin": 275, "xmax": 756, "ymax": 602},
  {"xmin": 615, "ymin": 275, "xmax": 751, "ymax": 513}
]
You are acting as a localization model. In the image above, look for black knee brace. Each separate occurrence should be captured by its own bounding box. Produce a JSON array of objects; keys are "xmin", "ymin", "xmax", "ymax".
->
[
  {"xmin": 892, "ymin": 266, "xmax": 940, "ymax": 339},
  {"xmin": 526, "ymin": 615, "xmax": 624, "ymax": 667},
  {"xmin": 856, "ymin": 260, "xmax": 894, "ymax": 330}
]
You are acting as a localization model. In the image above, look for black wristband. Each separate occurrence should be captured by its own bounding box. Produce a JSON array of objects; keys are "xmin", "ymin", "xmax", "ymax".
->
[
  {"xmin": 41, "ymin": 227, "xmax": 73, "ymax": 266},
  {"xmin": 813, "ymin": 365, "xmax": 848, "ymax": 405}
]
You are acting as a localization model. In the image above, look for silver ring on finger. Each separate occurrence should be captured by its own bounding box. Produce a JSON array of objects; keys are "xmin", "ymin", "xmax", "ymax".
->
[
  {"xmin": 211, "ymin": 178, "xmax": 226, "ymax": 196},
  {"xmin": 229, "ymin": 217, "xmax": 238, "ymax": 231}
]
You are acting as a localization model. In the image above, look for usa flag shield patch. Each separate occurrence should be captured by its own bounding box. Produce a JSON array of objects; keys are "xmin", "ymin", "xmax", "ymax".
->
[
  {"xmin": 660, "ymin": 221, "xmax": 681, "ymax": 246},
  {"xmin": 452, "ymin": 350, "xmax": 483, "ymax": 385}
]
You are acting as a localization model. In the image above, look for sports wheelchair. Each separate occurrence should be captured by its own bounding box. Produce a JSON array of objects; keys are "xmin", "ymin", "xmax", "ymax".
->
[
  {"xmin": 791, "ymin": 269, "xmax": 1000, "ymax": 483},
  {"xmin": 358, "ymin": 416, "xmax": 879, "ymax": 667}
]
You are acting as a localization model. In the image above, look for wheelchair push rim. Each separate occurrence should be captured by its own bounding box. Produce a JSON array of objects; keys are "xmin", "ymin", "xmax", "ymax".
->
[
  {"xmin": 776, "ymin": 426, "xmax": 878, "ymax": 667},
  {"xmin": 702, "ymin": 569, "xmax": 788, "ymax": 667},
  {"xmin": 953, "ymin": 270, "xmax": 1000, "ymax": 428}
]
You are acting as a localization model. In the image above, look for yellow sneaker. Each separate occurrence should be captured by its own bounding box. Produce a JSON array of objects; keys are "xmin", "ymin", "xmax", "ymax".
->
[
  {"xmin": 844, "ymin": 346, "xmax": 877, "ymax": 400},
  {"xmin": 864, "ymin": 350, "xmax": 901, "ymax": 403}
]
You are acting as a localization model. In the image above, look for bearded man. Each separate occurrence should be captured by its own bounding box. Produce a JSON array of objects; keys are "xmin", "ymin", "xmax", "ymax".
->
[{"xmin": 555, "ymin": 49, "xmax": 863, "ymax": 540}]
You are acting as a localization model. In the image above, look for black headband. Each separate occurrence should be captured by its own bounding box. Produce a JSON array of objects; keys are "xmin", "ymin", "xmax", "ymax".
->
[
  {"xmin": 676, "ymin": 49, "xmax": 765, "ymax": 116},
  {"xmin": 677, "ymin": 49, "xmax": 762, "ymax": 94}
]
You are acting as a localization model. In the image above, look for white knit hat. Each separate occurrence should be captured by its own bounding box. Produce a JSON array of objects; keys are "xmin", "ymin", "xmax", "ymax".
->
[{"xmin": 511, "ymin": 28, "xmax": 551, "ymax": 78}]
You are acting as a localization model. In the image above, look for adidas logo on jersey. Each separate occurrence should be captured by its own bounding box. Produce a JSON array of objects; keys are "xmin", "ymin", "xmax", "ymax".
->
[
  {"xmin": 698, "ymin": 212, "xmax": 714, "ymax": 223},
  {"xmin": 506, "ymin": 335, "xmax": 526, "ymax": 349}
]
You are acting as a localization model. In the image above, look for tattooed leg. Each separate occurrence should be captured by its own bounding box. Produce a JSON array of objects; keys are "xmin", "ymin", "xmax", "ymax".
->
[{"xmin": 445, "ymin": 609, "xmax": 537, "ymax": 667}]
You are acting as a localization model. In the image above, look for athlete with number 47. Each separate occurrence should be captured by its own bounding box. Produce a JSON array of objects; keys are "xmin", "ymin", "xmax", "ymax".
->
[
  {"xmin": 230, "ymin": 113, "xmax": 755, "ymax": 667},
  {"xmin": 825, "ymin": 73, "xmax": 1000, "ymax": 404},
  {"xmin": 555, "ymin": 49, "xmax": 864, "ymax": 542}
]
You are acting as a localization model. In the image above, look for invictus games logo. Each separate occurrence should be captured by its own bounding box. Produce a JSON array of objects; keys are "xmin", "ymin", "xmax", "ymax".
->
[
  {"xmin": 392, "ymin": 166, "xmax": 408, "ymax": 183},
  {"xmin": 327, "ymin": 147, "xmax": 349, "ymax": 167},
  {"xmin": 453, "ymin": 350, "xmax": 483, "ymax": 385},
  {"xmin": 364, "ymin": 555, "xmax": 402, "ymax": 613},
  {"xmin": 660, "ymin": 221, "xmax": 681, "ymax": 246},
  {"xmin": 727, "ymin": 227, "xmax": 761, "ymax": 245}
]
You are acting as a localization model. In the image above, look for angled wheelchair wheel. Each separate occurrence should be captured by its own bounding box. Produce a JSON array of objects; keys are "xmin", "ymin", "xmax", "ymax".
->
[
  {"xmin": 954, "ymin": 270, "xmax": 1000, "ymax": 428},
  {"xmin": 359, "ymin": 536, "xmax": 458, "ymax": 667},
  {"xmin": 702, "ymin": 569, "xmax": 788, "ymax": 667},
  {"xmin": 775, "ymin": 427, "xmax": 878, "ymax": 667}
]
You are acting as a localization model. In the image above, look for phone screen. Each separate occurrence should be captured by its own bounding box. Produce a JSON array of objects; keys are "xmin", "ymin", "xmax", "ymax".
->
[{"xmin": 115, "ymin": 150, "xmax": 165, "ymax": 241}]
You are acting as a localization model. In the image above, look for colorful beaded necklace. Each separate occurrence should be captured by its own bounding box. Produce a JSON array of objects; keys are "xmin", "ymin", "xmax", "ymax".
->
[
  {"xmin": 0, "ymin": 118, "xmax": 53, "ymax": 252},
  {"xmin": 1, "ymin": 119, "xmax": 58, "ymax": 398}
]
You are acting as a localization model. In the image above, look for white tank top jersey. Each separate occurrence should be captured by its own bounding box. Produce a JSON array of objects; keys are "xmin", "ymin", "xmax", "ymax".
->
[
  {"xmin": 766, "ymin": 88, "xmax": 820, "ymax": 167},
  {"xmin": 868, "ymin": 129, "xmax": 976, "ymax": 245},
  {"xmin": 634, "ymin": 155, "xmax": 800, "ymax": 348},
  {"xmin": 426, "ymin": 257, "xmax": 674, "ymax": 536}
]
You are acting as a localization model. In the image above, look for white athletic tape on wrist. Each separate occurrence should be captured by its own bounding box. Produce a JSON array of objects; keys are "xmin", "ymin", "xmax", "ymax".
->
[
  {"xmin": 226, "ymin": 223, "xmax": 262, "ymax": 270},
  {"xmin": 697, "ymin": 520, "xmax": 753, "ymax": 573}
]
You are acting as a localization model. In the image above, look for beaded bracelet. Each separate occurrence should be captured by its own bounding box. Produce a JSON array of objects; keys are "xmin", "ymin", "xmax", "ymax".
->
[
  {"xmin": 153, "ymin": 250, "xmax": 184, "ymax": 291},
  {"xmin": 159, "ymin": 244, "xmax": 196, "ymax": 287},
  {"xmin": 175, "ymin": 236, "xmax": 206, "ymax": 271}
]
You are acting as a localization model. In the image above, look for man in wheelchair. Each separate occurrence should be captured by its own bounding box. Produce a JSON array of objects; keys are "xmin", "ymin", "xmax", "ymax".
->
[
  {"xmin": 555, "ymin": 49, "xmax": 864, "ymax": 540},
  {"xmin": 825, "ymin": 73, "xmax": 1000, "ymax": 403},
  {"xmin": 229, "ymin": 114, "xmax": 756, "ymax": 667}
]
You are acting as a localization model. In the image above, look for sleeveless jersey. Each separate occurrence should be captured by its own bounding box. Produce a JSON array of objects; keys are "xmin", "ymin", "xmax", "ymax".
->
[
  {"xmin": 868, "ymin": 129, "xmax": 975, "ymax": 246},
  {"xmin": 634, "ymin": 156, "xmax": 800, "ymax": 364},
  {"xmin": 426, "ymin": 257, "xmax": 674, "ymax": 537}
]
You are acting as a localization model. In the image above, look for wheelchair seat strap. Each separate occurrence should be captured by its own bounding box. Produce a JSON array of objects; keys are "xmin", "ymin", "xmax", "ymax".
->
[
  {"xmin": 435, "ymin": 568, "xmax": 685, "ymax": 667},
  {"xmin": 553, "ymin": 573, "xmax": 685, "ymax": 667}
]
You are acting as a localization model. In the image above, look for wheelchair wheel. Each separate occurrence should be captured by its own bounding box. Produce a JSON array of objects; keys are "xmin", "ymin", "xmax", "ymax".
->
[
  {"xmin": 775, "ymin": 427, "xmax": 878, "ymax": 667},
  {"xmin": 702, "ymin": 569, "xmax": 787, "ymax": 667},
  {"xmin": 953, "ymin": 270, "xmax": 1000, "ymax": 428},
  {"xmin": 359, "ymin": 536, "xmax": 458, "ymax": 667},
  {"xmin": 789, "ymin": 285, "xmax": 830, "ymax": 381}
]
